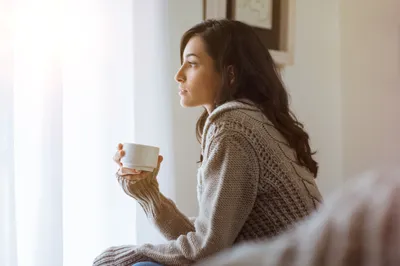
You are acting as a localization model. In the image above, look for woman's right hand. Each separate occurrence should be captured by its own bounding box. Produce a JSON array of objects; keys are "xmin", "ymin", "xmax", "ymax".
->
[{"xmin": 113, "ymin": 143, "xmax": 143, "ymax": 176}]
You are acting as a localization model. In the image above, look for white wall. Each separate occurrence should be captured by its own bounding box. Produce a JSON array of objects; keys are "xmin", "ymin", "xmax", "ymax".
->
[
  {"xmin": 284, "ymin": 0, "xmax": 343, "ymax": 196},
  {"xmin": 341, "ymin": 0, "xmax": 400, "ymax": 177}
]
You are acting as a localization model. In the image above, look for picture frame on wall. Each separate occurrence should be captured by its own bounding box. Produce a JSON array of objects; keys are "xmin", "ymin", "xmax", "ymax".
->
[{"xmin": 203, "ymin": 0, "xmax": 295, "ymax": 67}]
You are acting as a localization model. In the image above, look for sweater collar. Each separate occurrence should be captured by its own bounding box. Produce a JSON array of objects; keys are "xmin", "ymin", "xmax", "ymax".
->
[
  {"xmin": 201, "ymin": 99, "xmax": 260, "ymax": 151},
  {"xmin": 207, "ymin": 99, "xmax": 260, "ymax": 124}
]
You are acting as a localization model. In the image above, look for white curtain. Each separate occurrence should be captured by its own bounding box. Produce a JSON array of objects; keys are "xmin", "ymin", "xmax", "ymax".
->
[{"xmin": 0, "ymin": 0, "xmax": 173, "ymax": 265}]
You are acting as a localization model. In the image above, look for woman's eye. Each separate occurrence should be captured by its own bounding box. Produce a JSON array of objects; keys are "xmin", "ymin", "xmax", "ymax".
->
[{"xmin": 188, "ymin": 62, "xmax": 197, "ymax": 66}]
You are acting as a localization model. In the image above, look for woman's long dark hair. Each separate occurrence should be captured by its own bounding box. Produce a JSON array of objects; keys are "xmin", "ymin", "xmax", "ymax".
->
[{"xmin": 180, "ymin": 19, "xmax": 318, "ymax": 177}]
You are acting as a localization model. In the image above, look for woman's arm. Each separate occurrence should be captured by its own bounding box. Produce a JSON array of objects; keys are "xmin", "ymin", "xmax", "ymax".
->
[
  {"xmin": 148, "ymin": 193, "xmax": 196, "ymax": 240},
  {"xmin": 93, "ymin": 131, "xmax": 260, "ymax": 266},
  {"xmin": 117, "ymin": 167, "xmax": 195, "ymax": 241}
]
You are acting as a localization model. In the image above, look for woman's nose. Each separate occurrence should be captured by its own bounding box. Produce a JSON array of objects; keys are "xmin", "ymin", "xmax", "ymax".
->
[{"xmin": 174, "ymin": 66, "xmax": 185, "ymax": 83}]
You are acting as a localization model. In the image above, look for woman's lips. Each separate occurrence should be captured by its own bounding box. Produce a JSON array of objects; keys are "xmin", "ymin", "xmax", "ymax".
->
[{"xmin": 179, "ymin": 88, "xmax": 188, "ymax": 95}]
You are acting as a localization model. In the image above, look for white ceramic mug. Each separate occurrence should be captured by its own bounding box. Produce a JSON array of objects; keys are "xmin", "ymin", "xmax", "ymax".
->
[{"xmin": 120, "ymin": 143, "xmax": 160, "ymax": 172}]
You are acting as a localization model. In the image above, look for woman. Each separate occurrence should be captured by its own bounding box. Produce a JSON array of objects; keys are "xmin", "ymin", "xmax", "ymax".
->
[{"xmin": 93, "ymin": 19, "xmax": 322, "ymax": 266}]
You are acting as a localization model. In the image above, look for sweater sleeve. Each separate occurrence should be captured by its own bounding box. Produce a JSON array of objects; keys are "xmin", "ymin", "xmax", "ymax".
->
[
  {"xmin": 116, "ymin": 167, "xmax": 196, "ymax": 241},
  {"xmin": 148, "ymin": 193, "xmax": 195, "ymax": 240},
  {"xmin": 193, "ymin": 169, "xmax": 400, "ymax": 266},
  {"xmin": 93, "ymin": 132, "xmax": 260, "ymax": 266}
]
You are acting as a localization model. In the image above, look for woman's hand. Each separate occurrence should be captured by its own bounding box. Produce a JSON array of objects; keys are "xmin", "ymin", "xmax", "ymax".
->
[{"xmin": 113, "ymin": 143, "xmax": 163, "ymax": 200}]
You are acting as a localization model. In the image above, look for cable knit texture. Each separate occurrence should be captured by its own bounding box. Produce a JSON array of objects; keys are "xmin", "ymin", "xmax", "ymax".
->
[
  {"xmin": 93, "ymin": 100, "xmax": 322, "ymax": 266},
  {"xmin": 194, "ymin": 168, "xmax": 400, "ymax": 266}
]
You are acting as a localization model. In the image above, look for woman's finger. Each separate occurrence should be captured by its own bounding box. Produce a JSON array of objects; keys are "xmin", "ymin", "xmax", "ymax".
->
[
  {"xmin": 152, "ymin": 155, "xmax": 163, "ymax": 178},
  {"xmin": 156, "ymin": 155, "xmax": 163, "ymax": 169},
  {"xmin": 117, "ymin": 171, "xmax": 146, "ymax": 182},
  {"xmin": 113, "ymin": 150, "xmax": 125, "ymax": 164},
  {"xmin": 117, "ymin": 143, "xmax": 123, "ymax": 150},
  {"xmin": 113, "ymin": 152, "xmax": 120, "ymax": 164},
  {"xmin": 119, "ymin": 167, "xmax": 142, "ymax": 176},
  {"xmin": 112, "ymin": 153, "xmax": 122, "ymax": 166}
]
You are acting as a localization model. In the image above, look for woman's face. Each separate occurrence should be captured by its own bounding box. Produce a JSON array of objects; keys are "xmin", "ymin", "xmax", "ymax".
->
[{"xmin": 174, "ymin": 36, "xmax": 222, "ymax": 113}]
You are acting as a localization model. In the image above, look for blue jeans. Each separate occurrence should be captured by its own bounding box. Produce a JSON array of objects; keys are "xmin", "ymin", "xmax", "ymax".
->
[{"xmin": 132, "ymin": 262, "xmax": 163, "ymax": 266}]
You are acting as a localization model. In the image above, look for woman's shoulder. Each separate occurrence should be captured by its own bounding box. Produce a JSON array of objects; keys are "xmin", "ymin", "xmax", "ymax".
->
[{"xmin": 201, "ymin": 99, "xmax": 266, "ymax": 150}]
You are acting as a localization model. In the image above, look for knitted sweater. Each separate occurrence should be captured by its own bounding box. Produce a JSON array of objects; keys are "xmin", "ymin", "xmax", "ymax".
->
[
  {"xmin": 194, "ymin": 168, "xmax": 400, "ymax": 266},
  {"xmin": 93, "ymin": 100, "xmax": 322, "ymax": 266}
]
